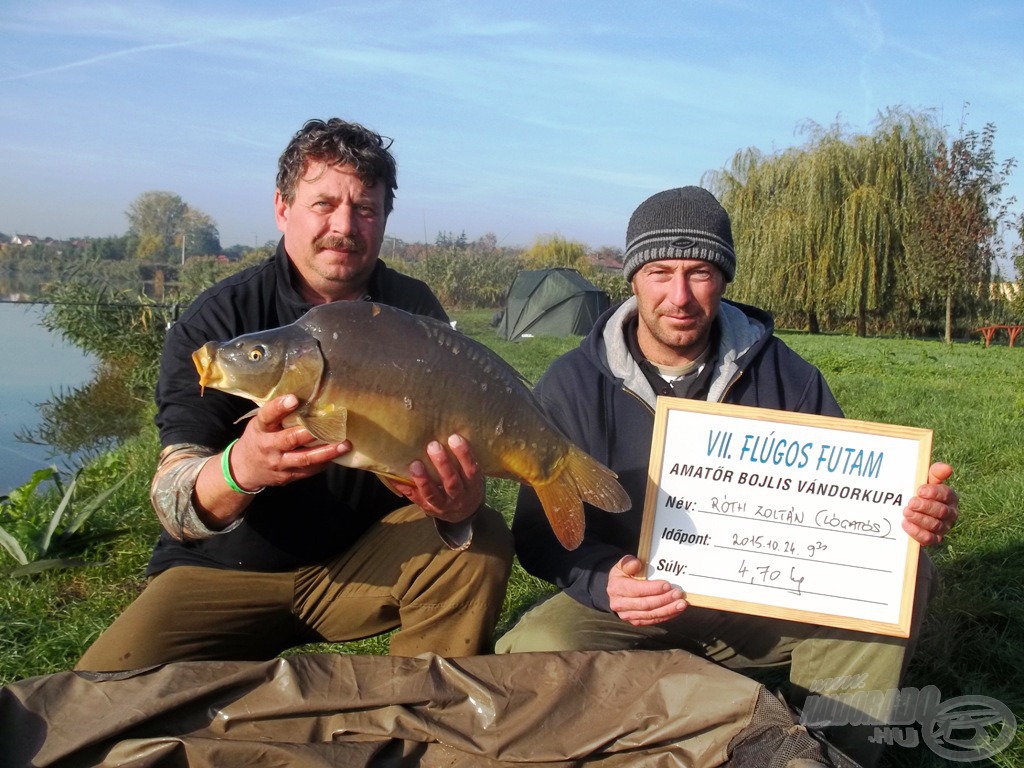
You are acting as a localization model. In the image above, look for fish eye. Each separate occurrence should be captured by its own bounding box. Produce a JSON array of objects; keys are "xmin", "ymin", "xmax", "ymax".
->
[{"xmin": 248, "ymin": 345, "xmax": 266, "ymax": 362}]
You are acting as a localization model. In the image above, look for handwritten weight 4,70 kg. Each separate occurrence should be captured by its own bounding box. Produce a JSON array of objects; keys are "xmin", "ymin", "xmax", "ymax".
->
[{"xmin": 737, "ymin": 559, "xmax": 806, "ymax": 596}]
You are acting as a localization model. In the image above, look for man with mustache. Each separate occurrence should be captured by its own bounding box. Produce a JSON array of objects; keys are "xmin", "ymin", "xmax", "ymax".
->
[{"xmin": 78, "ymin": 118, "xmax": 513, "ymax": 670}]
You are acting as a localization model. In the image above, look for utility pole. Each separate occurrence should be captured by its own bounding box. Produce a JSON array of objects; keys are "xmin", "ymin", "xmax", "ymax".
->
[{"xmin": 180, "ymin": 224, "xmax": 190, "ymax": 265}]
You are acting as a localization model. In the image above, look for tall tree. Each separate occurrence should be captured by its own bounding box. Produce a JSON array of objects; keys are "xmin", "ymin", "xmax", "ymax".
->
[
  {"xmin": 180, "ymin": 208, "xmax": 221, "ymax": 260},
  {"xmin": 125, "ymin": 191, "xmax": 220, "ymax": 262},
  {"xmin": 1014, "ymin": 214, "xmax": 1024, "ymax": 318},
  {"xmin": 709, "ymin": 137, "xmax": 842, "ymax": 333},
  {"xmin": 834, "ymin": 112, "xmax": 937, "ymax": 335},
  {"xmin": 126, "ymin": 191, "xmax": 186, "ymax": 261},
  {"xmin": 904, "ymin": 121, "xmax": 1016, "ymax": 342},
  {"xmin": 709, "ymin": 111, "xmax": 941, "ymax": 336}
]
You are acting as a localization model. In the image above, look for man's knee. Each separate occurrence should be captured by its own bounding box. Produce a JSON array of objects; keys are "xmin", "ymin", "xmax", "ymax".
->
[
  {"xmin": 450, "ymin": 506, "xmax": 515, "ymax": 596},
  {"xmin": 496, "ymin": 593, "xmax": 621, "ymax": 653},
  {"xmin": 496, "ymin": 617, "xmax": 579, "ymax": 653}
]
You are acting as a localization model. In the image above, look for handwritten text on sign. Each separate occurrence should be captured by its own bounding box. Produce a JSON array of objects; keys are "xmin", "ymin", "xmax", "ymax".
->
[{"xmin": 638, "ymin": 399, "xmax": 932, "ymax": 637}]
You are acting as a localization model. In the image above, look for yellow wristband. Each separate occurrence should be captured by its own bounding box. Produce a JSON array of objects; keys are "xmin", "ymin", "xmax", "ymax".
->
[{"xmin": 221, "ymin": 439, "xmax": 264, "ymax": 495}]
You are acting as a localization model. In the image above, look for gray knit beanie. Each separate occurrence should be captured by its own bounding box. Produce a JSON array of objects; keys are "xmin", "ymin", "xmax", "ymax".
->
[{"xmin": 622, "ymin": 186, "xmax": 736, "ymax": 282}]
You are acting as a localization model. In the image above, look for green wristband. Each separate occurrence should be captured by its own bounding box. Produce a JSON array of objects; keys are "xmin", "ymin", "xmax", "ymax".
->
[{"xmin": 221, "ymin": 439, "xmax": 263, "ymax": 495}]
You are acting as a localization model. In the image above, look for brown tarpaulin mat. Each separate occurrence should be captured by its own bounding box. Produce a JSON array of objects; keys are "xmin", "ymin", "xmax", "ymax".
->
[{"xmin": 0, "ymin": 650, "xmax": 832, "ymax": 767}]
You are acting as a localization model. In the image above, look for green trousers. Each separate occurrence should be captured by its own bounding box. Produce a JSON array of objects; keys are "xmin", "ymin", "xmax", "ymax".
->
[
  {"xmin": 496, "ymin": 555, "xmax": 936, "ymax": 767},
  {"xmin": 78, "ymin": 504, "xmax": 513, "ymax": 671}
]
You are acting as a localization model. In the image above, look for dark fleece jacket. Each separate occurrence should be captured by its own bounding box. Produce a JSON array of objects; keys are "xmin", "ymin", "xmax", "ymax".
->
[{"xmin": 512, "ymin": 296, "xmax": 843, "ymax": 611}]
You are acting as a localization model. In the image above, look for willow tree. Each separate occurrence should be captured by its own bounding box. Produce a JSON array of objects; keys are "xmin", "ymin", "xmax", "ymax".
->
[
  {"xmin": 708, "ymin": 110, "xmax": 940, "ymax": 335},
  {"xmin": 833, "ymin": 112, "xmax": 938, "ymax": 335},
  {"xmin": 709, "ymin": 128, "xmax": 854, "ymax": 333},
  {"xmin": 523, "ymin": 234, "xmax": 590, "ymax": 271}
]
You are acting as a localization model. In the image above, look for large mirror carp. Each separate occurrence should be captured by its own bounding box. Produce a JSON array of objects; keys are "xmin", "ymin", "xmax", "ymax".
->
[{"xmin": 192, "ymin": 301, "xmax": 630, "ymax": 549}]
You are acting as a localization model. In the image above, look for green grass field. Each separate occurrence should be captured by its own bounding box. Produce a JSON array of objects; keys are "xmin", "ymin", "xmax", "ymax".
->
[{"xmin": 2, "ymin": 310, "xmax": 1022, "ymax": 767}]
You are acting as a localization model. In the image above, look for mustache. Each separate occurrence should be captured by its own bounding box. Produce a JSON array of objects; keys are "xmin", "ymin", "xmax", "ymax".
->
[{"xmin": 314, "ymin": 234, "xmax": 363, "ymax": 251}]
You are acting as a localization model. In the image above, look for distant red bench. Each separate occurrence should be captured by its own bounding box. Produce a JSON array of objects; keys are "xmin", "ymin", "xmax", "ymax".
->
[{"xmin": 977, "ymin": 324, "xmax": 1024, "ymax": 347}]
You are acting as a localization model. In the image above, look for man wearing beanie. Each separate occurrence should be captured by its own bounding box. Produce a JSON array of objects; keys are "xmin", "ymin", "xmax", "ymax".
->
[{"xmin": 497, "ymin": 186, "xmax": 959, "ymax": 767}]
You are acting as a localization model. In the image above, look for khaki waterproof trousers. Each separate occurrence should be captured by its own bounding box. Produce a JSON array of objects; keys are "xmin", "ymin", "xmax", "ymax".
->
[
  {"xmin": 496, "ymin": 555, "xmax": 936, "ymax": 767},
  {"xmin": 78, "ymin": 504, "xmax": 513, "ymax": 671}
]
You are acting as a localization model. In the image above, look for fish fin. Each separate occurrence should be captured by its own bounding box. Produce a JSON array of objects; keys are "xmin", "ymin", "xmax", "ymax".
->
[
  {"xmin": 376, "ymin": 474, "xmax": 410, "ymax": 497},
  {"xmin": 300, "ymin": 407, "xmax": 348, "ymax": 443},
  {"xmin": 532, "ymin": 445, "xmax": 631, "ymax": 551},
  {"xmin": 564, "ymin": 445, "xmax": 632, "ymax": 515},
  {"xmin": 532, "ymin": 479, "xmax": 586, "ymax": 551},
  {"xmin": 233, "ymin": 407, "xmax": 260, "ymax": 425}
]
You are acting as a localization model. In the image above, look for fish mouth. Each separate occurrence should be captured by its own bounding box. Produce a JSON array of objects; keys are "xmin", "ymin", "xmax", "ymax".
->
[{"xmin": 192, "ymin": 344, "xmax": 215, "ymax": 395}]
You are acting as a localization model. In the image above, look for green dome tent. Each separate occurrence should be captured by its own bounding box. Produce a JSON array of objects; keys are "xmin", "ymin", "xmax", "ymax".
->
[{"xmin": 496, "ymin": 268, "xmax": 610, "ymax": 341}]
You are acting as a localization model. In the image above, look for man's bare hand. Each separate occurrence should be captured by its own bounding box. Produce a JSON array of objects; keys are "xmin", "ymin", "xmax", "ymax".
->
[
  {"xmin": 393, "ymin": 434, "xmax": 485, "ymax": 524},
  {"xmin": 608, "ymin": 555, "xmax": 688, "ymax": 626},
  {"xmin": 902, "ymin": 462, "xmax": 959, "ymax": 547}
]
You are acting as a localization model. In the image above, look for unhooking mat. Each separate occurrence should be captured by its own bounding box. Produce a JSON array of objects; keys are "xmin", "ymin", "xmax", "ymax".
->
[{"xmin": 0, "ymin": 649, "xmax": 836, "ymax": 767}]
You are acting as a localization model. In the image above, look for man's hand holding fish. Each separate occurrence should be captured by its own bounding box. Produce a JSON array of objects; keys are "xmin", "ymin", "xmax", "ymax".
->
[
  {"xmin": 194, "ymin": 394, "xmax": 486, "ymax": 532},
  {"xmin": 77, "ymin": 118, "xmax": 518, "ymax": 669},
  {"xmin": 191, "ymin": 393, "xmax": 350, "ymax": 530},
  {"xmin": 392, "ymin": 434, "xmax": 486, "ymax": 525}
]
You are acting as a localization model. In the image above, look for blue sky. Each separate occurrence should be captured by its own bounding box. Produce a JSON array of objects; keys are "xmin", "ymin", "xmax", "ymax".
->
[{"xmin": 2, "ymin": 1, "xmax": 1023, "ymax": 255}]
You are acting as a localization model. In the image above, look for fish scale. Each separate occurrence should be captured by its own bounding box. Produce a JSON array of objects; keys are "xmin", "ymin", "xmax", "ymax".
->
[{"xmin": 193, "ymin": 301, "xmax": 630, "ymax": 550}]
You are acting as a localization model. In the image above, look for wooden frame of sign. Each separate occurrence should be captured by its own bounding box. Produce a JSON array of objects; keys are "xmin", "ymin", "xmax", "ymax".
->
[{"xmin": 637, "ymin": 398, "xmax": 933, "ymax": 638}]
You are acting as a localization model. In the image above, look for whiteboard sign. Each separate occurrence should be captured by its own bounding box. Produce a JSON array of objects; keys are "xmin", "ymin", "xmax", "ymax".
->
[{"xmin": 638, "ymin": 398, "xmax": 932, "ymax": 637}]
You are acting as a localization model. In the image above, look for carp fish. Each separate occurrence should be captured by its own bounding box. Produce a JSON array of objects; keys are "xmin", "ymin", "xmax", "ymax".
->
[{"xmin": 192, "ymin": 301, "xmax": 630, "ymax": 549}]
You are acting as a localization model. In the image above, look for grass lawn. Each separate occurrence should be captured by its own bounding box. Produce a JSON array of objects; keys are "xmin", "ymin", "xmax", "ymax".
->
[{"xmin": 1, "ymin": 309, "xmax": 1022, "ymax": 767}]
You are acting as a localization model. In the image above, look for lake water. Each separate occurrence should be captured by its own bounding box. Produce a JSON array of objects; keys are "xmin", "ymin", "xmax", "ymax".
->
[{"xmin": 0, "ymin": 303, "xmax": 97, "ymax": 495}]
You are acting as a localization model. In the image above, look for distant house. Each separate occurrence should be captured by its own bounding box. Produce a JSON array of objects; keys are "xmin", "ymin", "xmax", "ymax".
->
[
  {"xmin": 11, "ymin": 234, "xmax": 38, "ymax": 246},
  {"xmin": 589, "ymin": 245, "xmax": 624, "ymax": 271}
]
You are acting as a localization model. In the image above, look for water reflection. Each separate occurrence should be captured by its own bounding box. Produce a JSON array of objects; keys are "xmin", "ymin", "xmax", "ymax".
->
[
  {"xmin": 2, "ymin": 263, "xmax": 239, "ymax": 494},
  {"xmin": 16, "ymin": 364, "xmax": 147, "ymax": 460},
  {"xmin": 0, "ymin": 273, "xmax": 45, "ymax": 301},
  {"xmin": 0, "ymin": 304, "xmax": 93, "ymax": 493},
  {"xmin": 0, "ymin": 303, "xmax": 147, "ymax": 495}
]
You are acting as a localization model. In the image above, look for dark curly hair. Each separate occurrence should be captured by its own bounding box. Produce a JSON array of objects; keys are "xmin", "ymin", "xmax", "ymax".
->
[{"xmin": 276, "ymin": 118, "xmax": 398, "ymax": 214}]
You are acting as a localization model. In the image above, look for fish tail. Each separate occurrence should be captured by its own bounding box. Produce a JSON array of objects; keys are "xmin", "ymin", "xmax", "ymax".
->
[
  {"xmin": 533, "ymin": 478, "xmax": 585, "ymax": 551},
  {"xmin": 533, "ymin": 446, "xmax": 631, "ymax": 551},
  {"xmin": 563, "ymin": 445, "xmax": 631, "ymax": 515}
]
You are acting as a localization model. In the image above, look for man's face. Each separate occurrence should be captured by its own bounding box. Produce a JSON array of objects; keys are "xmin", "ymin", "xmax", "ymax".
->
[
  {"xmin": 631, "ymin": 258, "xmax": 727, "ymax": 365},
  {"xmin": 274, "ymin": 161, "xmax": 387, "ymax": 304}
]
